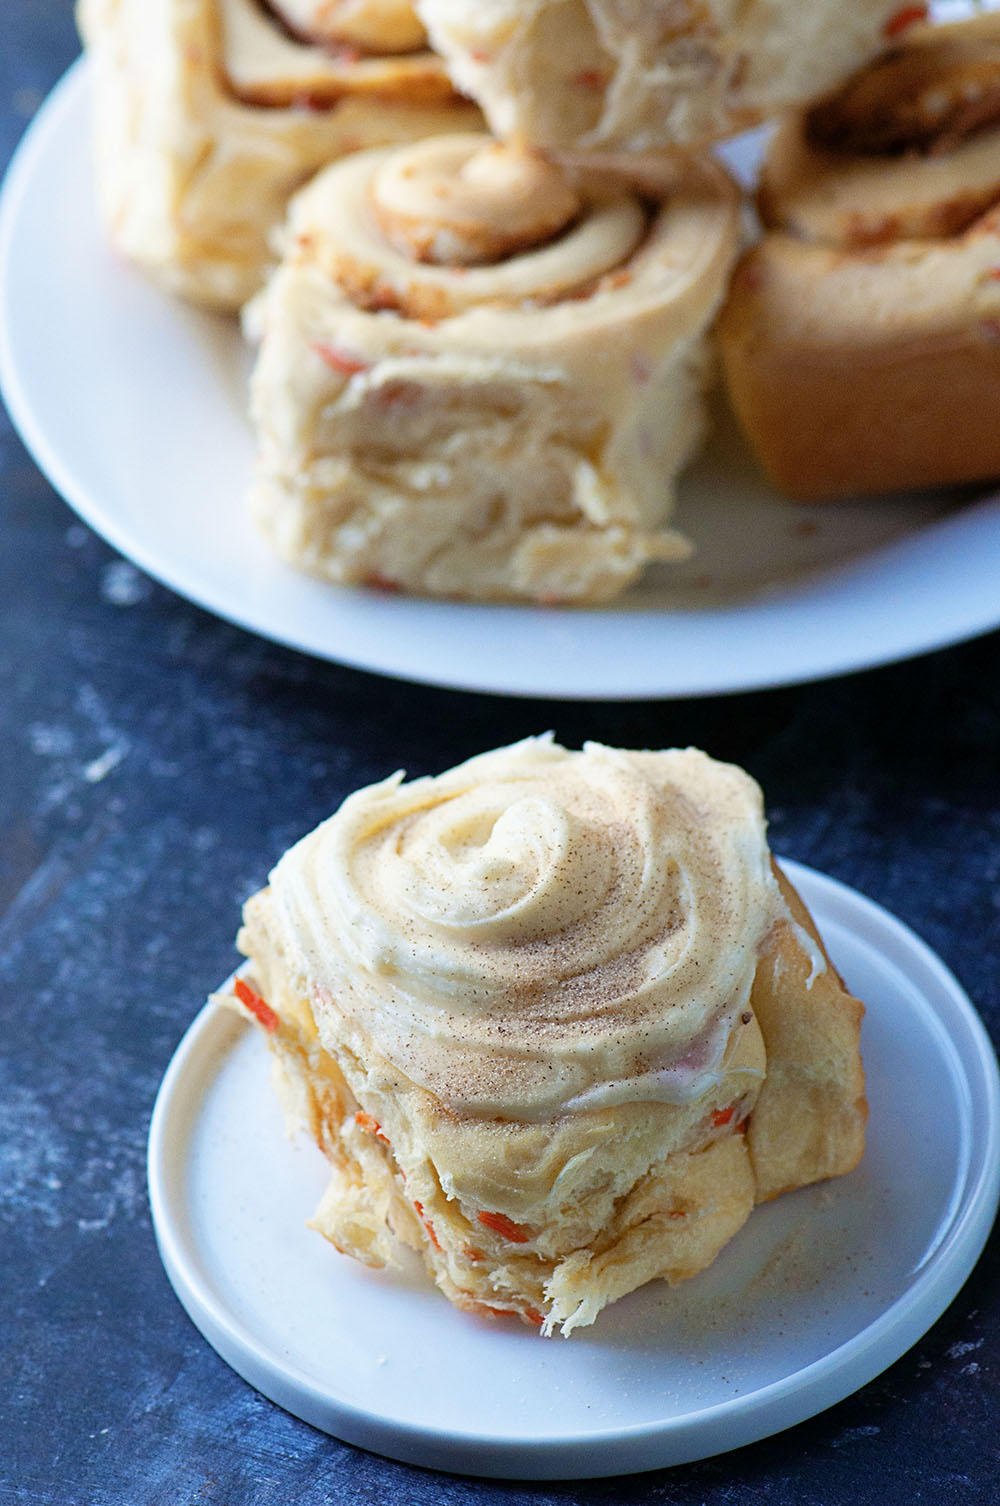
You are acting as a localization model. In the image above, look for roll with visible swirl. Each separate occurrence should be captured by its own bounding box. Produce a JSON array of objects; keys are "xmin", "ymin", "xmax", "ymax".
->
[
  {"xmin": 75, "ymin": 0, "xmax": 480, "ymax": 311},
  {"xmin": 413, "ymin": 0, "xmax": 911, "ymax": 154},
  {"xmin": 718, "ymin": 12, "xmax": 1000, "ymax": 500},
  {"xmin": 246, "ymin": 133, "xmax": 740, "ymax": 602},
  {"xmin": 223, "ymin": 738, "xmax": 867, "ymax": 1336}
]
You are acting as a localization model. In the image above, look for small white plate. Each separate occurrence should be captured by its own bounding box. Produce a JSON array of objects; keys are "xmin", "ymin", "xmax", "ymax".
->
[
  {"xmin": 148, "ymin": 862, "xmax": 999, "ymax": 1479},
  {"xmin": 3, "ymin": 64, "xmax": 1000, "ymax": 700}
]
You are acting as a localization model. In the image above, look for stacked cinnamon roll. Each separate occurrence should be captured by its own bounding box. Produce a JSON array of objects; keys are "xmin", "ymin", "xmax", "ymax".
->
[
  {"xmin": 239, "ymin": 0, "xmax": 915, "ymax": 600},
  {"xmin": 78, "ymin": 0, "xmax": 927, "ymax": 595},
  {"xmin": 225, "ymin": 739, "xmax": 867, "ymax": 1334}
]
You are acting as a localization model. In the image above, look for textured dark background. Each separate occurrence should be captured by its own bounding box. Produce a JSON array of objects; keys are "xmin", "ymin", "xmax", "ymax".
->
[{"xmin": 1, "ymin": 5, "xmax": 998, "ymax": 1502}]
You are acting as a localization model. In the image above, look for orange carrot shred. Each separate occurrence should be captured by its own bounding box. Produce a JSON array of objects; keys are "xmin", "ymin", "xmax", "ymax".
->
[
  {"xmin": 883, "ymin": 5, "xmax": 927, "ymax": 37},
  {"xmin": 477, "ymin": 1210, "xmax": 532, "ymax": 1243},
  {"xmin": 413, "ymin": 1200, "xmax": 442, "ymax": 1251},
  {"xmin": 310, "ymin": 340, "xmax": 369, "ymax": 376},
  {"xmin": 355, "ymin": 1111, "xmax": 391, "ymax": 1146},
  {"xmin": 712, "ymin": 1105, "xmax": 736, "ymax": 1127},
  {"xmin": 574, "ymin": 68, "xmax": 609, "ymax": 89},
  {"xmin": 234, "ymin": 978, "xmax": 279, "ymax": 1033}
]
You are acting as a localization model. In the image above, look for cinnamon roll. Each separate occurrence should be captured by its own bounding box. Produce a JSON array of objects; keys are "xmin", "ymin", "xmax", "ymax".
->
[
  {"xmin": 718, "ymin": 12, "xmax": 1000, "ymax": 500},
  {"xmin": 75, "ymin": 0, "xmax": 480, "ymax": 311},
  {"xmin": 246, "ymin": 133, "xmax": 739, "ymax": 603},
  {"xmin": 413, "ymin": 0, "xmax": 910, "ymax": 153},
  {"xmin": 222, "ymin": 738, "xmax": 867, "ymax": 1336}
]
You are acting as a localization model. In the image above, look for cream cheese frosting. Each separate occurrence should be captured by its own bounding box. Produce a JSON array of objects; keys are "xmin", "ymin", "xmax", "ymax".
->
[{"xmin": 266, "ymin": 737, "xmax": 783, "ymax": 1119}]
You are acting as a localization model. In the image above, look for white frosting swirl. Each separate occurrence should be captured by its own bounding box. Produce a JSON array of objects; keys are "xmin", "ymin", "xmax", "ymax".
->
[{"xmin": 269, "ymin": 738, "xmax": 781, "ymax": 1118}]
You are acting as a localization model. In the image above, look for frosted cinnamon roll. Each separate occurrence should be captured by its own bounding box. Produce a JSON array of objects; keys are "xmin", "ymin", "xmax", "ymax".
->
[
  {"xmin": 247, "ymin": 133, "xmax": 740, "ymax": 603},
  {"xmin": 719, "ymin": 12, "xmax": 1000, "ymax": 500},
  {"xmin": 413, "ymin": 0, "xmax": 909, "ymax": 154},
  {"xmin": 222, "ymin": 738, "xmax": 867, "ymax": 1336},
  {"xmin": 76, "ymin": 0, "xmax": 480, "ymax": 311}
]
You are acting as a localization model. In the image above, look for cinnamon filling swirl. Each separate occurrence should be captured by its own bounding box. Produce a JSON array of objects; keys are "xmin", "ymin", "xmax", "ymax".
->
[
  {"xmin": 295, "ymin": 134, "xmax": 658, "ymax": 321},
  {"xmin": 807, "ymin": 36, "xmax": 1000, "ymax": 157}
]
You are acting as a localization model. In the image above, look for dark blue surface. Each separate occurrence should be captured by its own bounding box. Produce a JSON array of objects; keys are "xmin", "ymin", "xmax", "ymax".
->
[{"xmin": 1, "ymin": 7, "xmax": 998, "ymax": 1502}]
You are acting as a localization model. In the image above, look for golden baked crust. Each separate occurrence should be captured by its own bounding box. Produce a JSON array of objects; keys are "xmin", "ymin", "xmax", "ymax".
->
[
  {"xmin": 76, "ymin": 0, "xmax": 479, "ymax": 311},
  {"xmin": 221, "ymin": 740, "xmax": 867, "ymax": 1336},
  {"xmin": 718, "ymin": 13, "xmax": 1000, "ymax": 501},
  {"xmin": 246, "ymin": 136, "xmax": 739, "ymax": 603}
]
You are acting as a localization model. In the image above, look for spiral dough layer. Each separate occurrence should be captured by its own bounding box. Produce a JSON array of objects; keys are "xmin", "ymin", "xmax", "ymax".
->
[{"xmin": 269, "ymin": 0, "xmax": 427, "ymax": 54}]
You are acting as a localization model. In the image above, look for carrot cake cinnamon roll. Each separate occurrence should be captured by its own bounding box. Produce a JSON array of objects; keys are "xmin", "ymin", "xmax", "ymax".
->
[
  {"xmin": 245, "ymin": 133, "xmax": 739, "ymax": 603},
  {"xmin": 222, "ymin": 737, "xmax": 867, "ymax": 1336},
  {"xmin": 75, "ymin": 0, "xmax": 480, "ymax": 311},
  {"xmin": 413, "ymin": 0, "xmax": 909, "ymax": 154},
  {"xmin": 718, "ymin": 12, "xmax": 1000, "ymax": 500}
]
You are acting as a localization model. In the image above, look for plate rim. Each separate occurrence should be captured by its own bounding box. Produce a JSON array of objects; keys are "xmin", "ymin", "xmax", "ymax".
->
[
  {"xmin": 4, "ymin": 62, "xmax": 1000, "ymax": 701},
  {"xmin": 146, "ymin": 860, "xmax": 1000, "ymax": 1478}
]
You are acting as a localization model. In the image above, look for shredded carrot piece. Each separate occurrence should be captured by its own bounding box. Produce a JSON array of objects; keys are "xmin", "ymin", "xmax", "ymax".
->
[
  {"xmin": 574, "ymin": 68, "xmax": 609, "ymax": 89},
  {"xmin": 477, "ymin": 1210, "xmax": 532, "ymax": 1243},
  {"xmin": 354, "ymin": 1111, "xmax": 391, "ymax": 1146},
  {"xmin": 310, "ymin": 340, "xmax": 369, "ymax": 376},
  {"xmin": 413, "ymin": 1199, "xmax": 442, "ymax": 1251},
  {"xmin": 883, "ymin": 4, "xmax": 927, "ymax": 37},
  {"xmin": 234, "ymin": 977, "xmax": 279, "ymax": 1033},
  {"xmin": 712, "ymin": 1105, "xmax": 736, "ymax": 1127},
  {"xmin": 465, "ymin": 1300, "xmax": 545, "ymax": 1326}
]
